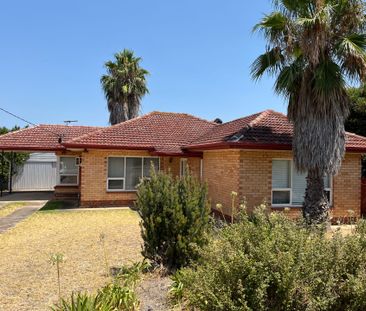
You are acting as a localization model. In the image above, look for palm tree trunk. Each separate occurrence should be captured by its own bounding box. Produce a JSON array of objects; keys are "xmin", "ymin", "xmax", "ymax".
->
[
  {"xmin": 302, "ymin": 168, "xmax": 330, "ymax": 225},
  {"xmin": 122, "ymin": 102, "xmax": 129, "ymax": 122}
]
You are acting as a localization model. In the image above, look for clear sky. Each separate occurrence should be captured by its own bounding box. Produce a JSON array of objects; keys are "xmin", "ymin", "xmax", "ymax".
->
[{"xmin": 0, "ymin": 0, "xmax": 286, "ymax": 128}]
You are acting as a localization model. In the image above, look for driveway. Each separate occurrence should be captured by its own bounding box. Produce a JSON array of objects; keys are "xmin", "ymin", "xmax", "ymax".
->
[{"xmin": 0, "ymin": 191, "xmax": 53, "ymax": 203}]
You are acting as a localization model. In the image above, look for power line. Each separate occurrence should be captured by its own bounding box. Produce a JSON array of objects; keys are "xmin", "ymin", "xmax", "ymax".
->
[
  {"xmin": 0, "ymin": 107, "xmax": 37, "ymax": 127},
  {"xmin": 0, "ymin": 107, "xmax": 63, "ymax": 141}
]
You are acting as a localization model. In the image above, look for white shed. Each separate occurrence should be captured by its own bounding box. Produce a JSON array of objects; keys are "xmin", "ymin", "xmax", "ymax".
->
[{"xmin": 12, "ymin": 153, "xmax": 57, "ymax": 191}]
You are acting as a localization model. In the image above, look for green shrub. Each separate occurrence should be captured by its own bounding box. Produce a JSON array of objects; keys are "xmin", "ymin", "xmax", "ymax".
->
[
  {"xmin": 51, "ymin": 262, "xmax": 143, "ymax": 311},
  {"xmin": 177, "ymin": 207, "xmax": 366, "ymax": 311},
  {"xmin": 50, "ymin": 292, "xmax": 98, "ymax": 311},
  {"xmin": 136, "ymin": 170, "xmax": 211, "ymax": 270}
]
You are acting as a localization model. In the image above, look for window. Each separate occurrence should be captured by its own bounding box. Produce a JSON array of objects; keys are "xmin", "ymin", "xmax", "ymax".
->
[
  {"xmin": 272, "ymin": 159, "xmax": 332, "ymax": 206},
  {"xmin": 107, "ymin": 157, "xmax": 159, "ymax": 191},
  {"xmin": 59, "ymin": 156, "xmax": 79, "ymax": 185},
  {"xmin": 180, "ymin": 158, "xmax": 188, "ymax": 177}
]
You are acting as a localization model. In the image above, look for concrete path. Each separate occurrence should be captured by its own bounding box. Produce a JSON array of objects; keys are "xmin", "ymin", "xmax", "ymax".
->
[
  {"xmin": 0, "ymin": 206, "xmax": 41, "ymax": 233},
  {"xmin": 0, "ymin": 200, "xmax": 49, "ymax": 234}
]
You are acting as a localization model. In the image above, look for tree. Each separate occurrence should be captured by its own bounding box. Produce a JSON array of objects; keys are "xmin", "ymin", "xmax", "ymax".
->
[
  {"xmin": 346, "ymin": 85, "xmax": 366, "ymax": 137},
  {"xmin": 101, "ymin": 49, "xmax": 149, "ymax": 125},
  {"xmin": 0, "ymin": 126, "xmax": 29, "ymax": 190},
  {"xmin": 251, "ymin": 0, "xmax": 366, "ymax": 224},
  {"xmin": 345, "ymin": 85, "xmax": 366, "ymax": 176}
]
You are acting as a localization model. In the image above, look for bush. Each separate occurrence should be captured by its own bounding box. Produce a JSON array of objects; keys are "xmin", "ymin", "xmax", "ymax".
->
[
  {"xmin": 51, "ymin": 262, "xmax": 143, "ymax": 311},
  {"xmin": 177, "ymin": 206, "xmax": 366, "ymax": 311},
  {"xmin": 136, "ymin": 170, "xmax": 211, "ymax": 270}
]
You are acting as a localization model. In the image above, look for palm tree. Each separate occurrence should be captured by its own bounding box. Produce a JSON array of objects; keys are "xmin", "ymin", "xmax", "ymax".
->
[
  {"xmin": 101, "ymin": 49, "xmax": 149, "ymax": 124},
  {"xmin": 252, "ymin": 0, "xmax": 366, "ymax": 224}
]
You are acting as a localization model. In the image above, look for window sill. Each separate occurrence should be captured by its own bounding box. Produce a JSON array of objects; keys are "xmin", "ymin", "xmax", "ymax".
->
[
  {"xmin": 271, "ymin": 205, "xmax": 333, "ymax": 209},
  {"xmin": 56, "ymin": 184, "xmax": 79, "ymax": 187},
  {"xmin": 106, "ymin": 190, "xmax": 137, "ymax": 193},
  {"xmin": 271, "ymin": 205, "xmax": 302, "ymax": 209}
]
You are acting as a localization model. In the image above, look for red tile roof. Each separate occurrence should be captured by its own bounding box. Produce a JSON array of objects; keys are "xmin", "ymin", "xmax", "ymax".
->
[
  {"xmin": 187, "ymin": 110, "xmax": 366, "ymax": 152},
  {"xmin": 0, "ymin": 125, "xmax": 102, "ymax": 151},
  {"xmin": 0, "ymin": 110, "xmax": 365, "ymax": 154},
  {"xmin": 63, "ymin": 112, "xmax": 217, "ymax": 154}
]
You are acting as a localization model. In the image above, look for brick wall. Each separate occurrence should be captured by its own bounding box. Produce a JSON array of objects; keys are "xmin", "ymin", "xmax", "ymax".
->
[
  {"xmin": 79, "ymin": 149, "xmax": 201, "ymax": 207},
  {"xmin": 203, "ymin": 149, "xmax": 362, "ymax": 219},
  {"xmin": 333, "ymin": 153, "xmax": 362, "ymax": 219},
  {"xmin": 202, "ymin": 150, "xmax": 241, "ymax": 215},
  {"xmin": 240, "ymin": 150, "xmax": 362, "ymax": 219}
]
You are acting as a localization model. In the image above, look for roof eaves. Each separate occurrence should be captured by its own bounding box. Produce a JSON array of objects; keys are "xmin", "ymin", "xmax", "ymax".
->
[{"xmin": 62, "ymin": 142, "xmax": 156, "ymax": 151}]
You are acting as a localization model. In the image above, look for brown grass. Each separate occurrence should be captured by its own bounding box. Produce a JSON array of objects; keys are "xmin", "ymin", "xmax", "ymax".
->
[
  {"xmin": 0, "ymin": 209, "xmax": 142, "ymax": 311},
  {"xmin": 0, "ymin": 202, "xmax": 27, "ymax": 217}
]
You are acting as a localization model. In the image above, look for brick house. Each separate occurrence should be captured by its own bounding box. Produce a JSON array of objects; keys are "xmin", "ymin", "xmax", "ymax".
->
[{"xmin": 0, "ymin": 110, "xmax": 365, "ymax": 219}]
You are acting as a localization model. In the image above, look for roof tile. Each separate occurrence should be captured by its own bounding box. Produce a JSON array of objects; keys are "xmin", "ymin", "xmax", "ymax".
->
[
  {"xmin": 0, "ymin": 125, "xmax": 102, "ymax": 151},
  {"xmin": 63, "ymin": 112, "xmax": 216, "ymax": 154}
]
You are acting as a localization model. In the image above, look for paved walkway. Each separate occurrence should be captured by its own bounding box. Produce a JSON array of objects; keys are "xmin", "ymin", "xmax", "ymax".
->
[{"xmin": 0, "ymin": 200, "xmax": 48, "ymax": 234}]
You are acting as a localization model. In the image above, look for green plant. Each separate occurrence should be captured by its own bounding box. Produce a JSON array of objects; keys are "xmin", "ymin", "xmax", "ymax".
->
[
  {"xmin": 49, "ymin": 253, "xmax": 65, "ymax": 300},
  {"xmin": 51, "ymin": 262, "xmax": 143, "ymax": 311},
  {"xmin": 101, "ymin": 49, "xmax": 149, "ymax": 125},
  {"xmin": 50, "ymin": 292, "xmax": 98, "ymax": 311},
  {"xmin": 169, "ymin": 270, "xmax": 185, "ymax": 305},
  {"xmin": 97, "ymin": 282, "xmax": 139, "ymax": 311},
  {"xmin": 178, "ymin": 208, "xmax": 366, "ymax": 311},
  {"xmin": 136, "ymin": 170, "xmax": 211, "ymax": 271}
]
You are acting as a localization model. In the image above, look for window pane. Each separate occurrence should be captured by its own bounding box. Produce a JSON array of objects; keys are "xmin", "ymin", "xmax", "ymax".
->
[
  {"xmin": 60, "ymin": 175, "xmax": 77, "ymax": 185},
  {"xmin": 60, "ymin": 157, "xmax": 78, "ymax": 174},
  {"xmin": 126, "ymin": 158, "xmax": 142, "ymax": 190},
  {"xmin": 324, "ymin": 175, "xmax": 331, "ymax": 189},
  {"xmin": 143, "ymin": 158, "xmax": 159, "ymax": 177},
  {"xmin": 272, "ymin": 160, "xmax": 291, "ymax": 188},
  {"xmin": 108, "ymin": 179, "xmax": 124, "ymax": 190},
  {"xmin": 272, "ymin": 191, "xmax": 290, "ymax": 204},
  {"xmin": 292, "ymin": 167, "xmax": 307, "ymax": 205},
  {"xmin": 108, "ymin": 157, "xmax": 125, "ymax": 178}
]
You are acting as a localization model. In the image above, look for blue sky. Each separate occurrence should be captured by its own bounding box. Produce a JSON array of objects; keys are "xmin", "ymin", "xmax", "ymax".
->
[{"xmin": 0, "ymin": 0, "xmax": 285, "ymax": 128}]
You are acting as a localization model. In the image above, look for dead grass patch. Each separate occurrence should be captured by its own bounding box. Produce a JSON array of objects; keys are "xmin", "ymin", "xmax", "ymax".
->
[
  {"xmin": 0, "ymin": 209, "xmax": 142, "ymax": 311},
  {"xmin": 0, "ymin": 202, "xmax": 27, "ymax": 217}
]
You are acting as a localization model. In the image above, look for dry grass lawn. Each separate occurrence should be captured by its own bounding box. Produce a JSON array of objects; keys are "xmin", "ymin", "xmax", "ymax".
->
[
  {"xmin": 0, "ymin": 202, "xmax": 27, "ymax": 217},
  {"xmin": 0, "ymin": 209, "xmax": 142, "ymax": 311}
]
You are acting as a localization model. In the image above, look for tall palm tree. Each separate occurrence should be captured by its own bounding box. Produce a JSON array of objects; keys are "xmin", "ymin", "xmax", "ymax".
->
[
  {"xmin": 101, "ymin": 49, "xmax": 149, "ymax": 125},
  {"xmin": 252, "ymin": 0, "xmax": 366, "ymax": 224}
]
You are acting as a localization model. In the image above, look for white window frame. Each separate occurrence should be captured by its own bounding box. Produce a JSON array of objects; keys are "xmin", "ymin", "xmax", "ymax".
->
[
  {"xmin": 107, "ymin": 156, "xmax": 160, "ymax": 192},
  {"xmin": 180, "ymin": 158, "xmax": 188, "ymax": 177},
  {"xmin": 57, "ymin": 156, "xmax": 79, "ymax": 186},
  {"xmin": 271, "ymin": 158, "xmax": 332, "ymax": 207}
]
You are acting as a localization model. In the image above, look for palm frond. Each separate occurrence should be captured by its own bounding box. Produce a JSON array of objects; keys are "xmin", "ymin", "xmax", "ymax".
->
[
  {"xmin": 274, "ymin": 58, "xmax": 303, "ymax": 97},
  {"xmin": 337, "ymin": 34, "xmax": 366, "ymax": 80},
  {"xmin": 251, "ymin": 47, "xmax": 284, "ymax": 80},
  {"xmin": 254, "ymin": 12, "xmax": 292, "ymax": 44},
  {"xmin": 313, "ymin": 59, "xmax": 345, "ymax": 100},
  {"xmin": 337, "ymin": 34, "xmax": 366, "ymax": 55},
  {"xmin": 101, "ymin": 49, "xmax": 149, "ymax": 124}
]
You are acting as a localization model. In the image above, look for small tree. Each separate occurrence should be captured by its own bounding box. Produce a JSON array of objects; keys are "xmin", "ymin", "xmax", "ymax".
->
[
  {"xmin": 136, "ymin": 170, "xmax": 211, "ymax": 271},
  {"xmin": 0, "ymin": 126, "xmax": 29, "ymax": 190}
]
